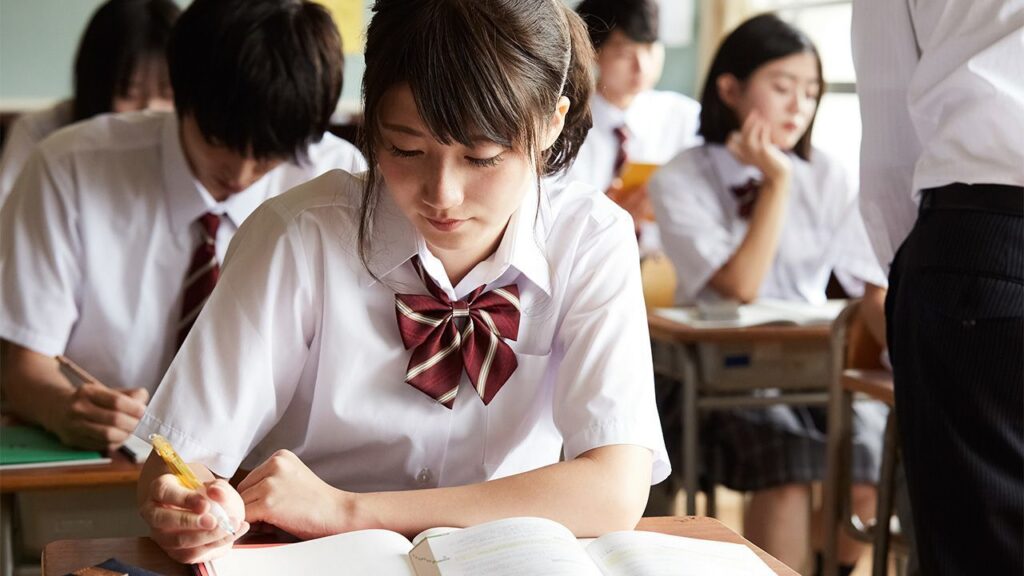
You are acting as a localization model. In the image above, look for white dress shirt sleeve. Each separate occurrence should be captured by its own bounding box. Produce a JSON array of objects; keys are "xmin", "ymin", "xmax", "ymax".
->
[
  {"xmin": 649, "ymin": 150, "xmax": 735, "ymax": 303},
  {"xmin": 551, "ymin": 204, "xmax": 670, "ymax": 484},
  {"xmin": 851, "ymin": 0, "xmax": 923, "ymax": 271},
  {"xmin": 136, "ymin": 200, "xmax": 314, "ymax": 478},
  {"xmin": 0, "ymin": 116, "xmax": 41, "ymax": 205},
  {"xmin": 0, "ymin": 149, "xmax": 84, "ymax": 356}
]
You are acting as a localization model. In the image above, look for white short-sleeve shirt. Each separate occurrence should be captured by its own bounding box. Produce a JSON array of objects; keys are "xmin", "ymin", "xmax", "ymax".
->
[
  {"xmin": 135, "ymin": 171, "xmax": 670, "ymax": 491},
  {"xmin": 0, "ymin": 100, "xmax": 73, "ymax": 206},
  {"xmin": 649, "ymin": 144, "xmax": 886, "ymax": 305},
  {"xmin": 0, "ymin": 110, "xmax": 367, "ymax": 394},
  {"xmin": 852, "ymin": 0, "xmax": 1024, "ymax": 270}
]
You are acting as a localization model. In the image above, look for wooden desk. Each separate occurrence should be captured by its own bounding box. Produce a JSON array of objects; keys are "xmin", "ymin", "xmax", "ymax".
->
[
  {"xmin": 0, "ymin": 449, "xmax": 142, "ymax": 493},
  {"xmin": 42, "ymin": 516, "xmax": 798, "ymax": 576},
  {"xmin": 648, "ymin": 310, "xmax": 835, "ymax": 515},
  {"xmin": 1, "ymin": 449, "xmax": 143, "ymax": 576}
]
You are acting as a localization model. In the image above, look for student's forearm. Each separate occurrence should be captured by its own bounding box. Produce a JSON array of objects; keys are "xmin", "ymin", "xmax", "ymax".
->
[
  {"xmin": 708, "ymin": 176, "xmax": 790, "ymax": 302},
  {"xmin": 1, "ymin": 343, "xmax": 76, "ymax": 432},
  {"xmin": 347, "ymin": 445, "xmax": 652, "ymax": 538}
]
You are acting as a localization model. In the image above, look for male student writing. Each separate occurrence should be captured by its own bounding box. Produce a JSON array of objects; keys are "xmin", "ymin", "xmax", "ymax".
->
[{"xmin": 0, "ymin": 0, "xmax": 366, "ymax": 452}]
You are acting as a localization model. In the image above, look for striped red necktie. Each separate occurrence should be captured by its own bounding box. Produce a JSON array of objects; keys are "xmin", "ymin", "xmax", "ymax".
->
[
  {"xmin": 177, "ymin": 213, "xmax": 220, "ymax": 349},
  {"xmin": 395, "ymin": 257, "xmax": 521, "ymax": 409}
]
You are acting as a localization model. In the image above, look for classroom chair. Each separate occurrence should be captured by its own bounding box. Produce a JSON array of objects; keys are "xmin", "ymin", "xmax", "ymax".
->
[{"xmin": 822, "ymin": 300, "xmax": 908, "ymax": 576}]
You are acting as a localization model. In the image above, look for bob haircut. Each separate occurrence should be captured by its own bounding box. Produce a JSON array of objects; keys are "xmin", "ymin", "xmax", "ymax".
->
[
  {"xmin": 575, "ymin": 0, "xmax": 660, "ymax": 50},
  {"xmin": 72, "ymin": 0, "xmax": 180, "ymax": 122},
  {"xmin": 168, "ymin": 0, "xmax": 344, "ymax": 162},
  {"xmin": 357, "ymin": 0, "xmax": 595, "ymax": 270},
  {"xmin": 698, "ymin": 13, "xmax": 823, "ymax": 161}
]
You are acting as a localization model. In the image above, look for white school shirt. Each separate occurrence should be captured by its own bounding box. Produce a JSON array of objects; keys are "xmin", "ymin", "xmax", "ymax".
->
[
  {"xmin": 852, "ymin": 0, "xmax": 1024, "ymax": 271},
  {"xmin": 134, "ymin": 171, "xmax": 670, "ymax": 491},
  {"xmin": 649, "ymin": 144, "xmax": 886, "ymax": 305},
  {"xmin": 0, "ymin": 100, "xmax": 73, "ymax": 206},
  {"xmin": 0, "ymin": 110, "xmax": 366, "ymax": 394}
]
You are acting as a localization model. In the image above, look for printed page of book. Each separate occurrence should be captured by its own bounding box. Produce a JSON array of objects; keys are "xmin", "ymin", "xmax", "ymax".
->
[
  {"xmin": 585, "ymin": 530, "xmax": 776, "ymax": 576},
  {"xmin": 655, "ymin": 299, "xmax": 846, "ymax": 329},
  {"xmin": 206, "ymin": 529, "xmax": 415, "ymax": 576},
  {"xmin": 408, "ymin": 517, "xmax": 602, "ymax": 576}
]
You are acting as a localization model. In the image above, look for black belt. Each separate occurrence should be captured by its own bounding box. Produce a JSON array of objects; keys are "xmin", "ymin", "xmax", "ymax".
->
[{"xmin": 920, "ymin": 183, "xmax": 1024, "ymax": 216}]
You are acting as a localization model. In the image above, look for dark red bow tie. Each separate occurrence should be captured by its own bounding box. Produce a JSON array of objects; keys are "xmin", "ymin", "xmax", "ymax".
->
[
  {"xmin": 395, "ymin": 257, "xmax": 521, "ymax": 408},
  {"xmin": 730, "ymin": 177, "xmax": 762, "ymax": 219}
]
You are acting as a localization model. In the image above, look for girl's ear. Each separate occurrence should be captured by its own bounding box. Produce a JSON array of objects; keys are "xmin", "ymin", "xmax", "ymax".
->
[
  {"xmin": 540, "ymin": 96, "xmax": 571, "ymax": 152},
  {"xmin": 716, "ymin": 73, "xmax": 743, "ymax": 110}
]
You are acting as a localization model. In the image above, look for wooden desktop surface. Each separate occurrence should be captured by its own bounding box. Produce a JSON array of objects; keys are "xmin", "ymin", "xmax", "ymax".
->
[
  {"xmin": 0, "ymin": 449, "xmax": 142, "ymax": 493},
  {"xmin": 647, "ymin": 311, "xmax": 831, "ymax": 344},
  {"xmin": 43, "ymin": 516, "xmax": 798, "ymax": 576}
]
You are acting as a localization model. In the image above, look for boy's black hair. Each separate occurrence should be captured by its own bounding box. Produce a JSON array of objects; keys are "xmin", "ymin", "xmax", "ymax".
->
[
  {"xmin": 698, "ymin": 13, "xmax": 823, "ymax": 160},
  {"xmin": 73, "ymin": 0, "xmax": 180, "ymax": 122},
  {"xmin": 574, "ymin": 0, "xmax": 659, "ymax": 50},
  {"xmin": 168, "ymin": 0, "xmax": 344, "ymax": 161}
]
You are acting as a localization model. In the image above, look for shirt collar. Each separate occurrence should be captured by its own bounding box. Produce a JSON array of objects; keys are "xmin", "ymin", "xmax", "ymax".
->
[
  {"xmin": 363, "ymin": 179, "xmax": 553, "ymax": 300},
  {"xmin": 590, "ymin": 92, "xmax": 628, "ymax": 134},
  {"xmin": 161, "ymin": 111, "xmax": 275, "ymax": 235},
  {"xmin": 707, "ymin": 144, "xmax": 763, "ymax": 189}
]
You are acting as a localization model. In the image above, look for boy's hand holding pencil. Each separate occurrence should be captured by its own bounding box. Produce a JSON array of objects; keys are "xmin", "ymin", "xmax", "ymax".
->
[{"xmin": 53, "ymin": 355, "xmax": 150, "ymax": 452}]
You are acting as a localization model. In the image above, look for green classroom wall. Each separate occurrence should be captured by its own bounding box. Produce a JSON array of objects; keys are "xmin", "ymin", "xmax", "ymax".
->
[{"xmin": 0, "ymin": 0, "xmax": 701, "ymax": 106}]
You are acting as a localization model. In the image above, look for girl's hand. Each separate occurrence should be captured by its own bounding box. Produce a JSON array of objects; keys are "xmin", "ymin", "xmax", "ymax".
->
[
  {"xmin": 238, "ymin": 449, "xmax": 355, "ymax": 540},
  {"xmin": 726, "ymin": 110, "xmax": 791, "ymax": 183},
  {"xmin": 140, "ymin": 476, "xmax": 249, "ymax": 564}
]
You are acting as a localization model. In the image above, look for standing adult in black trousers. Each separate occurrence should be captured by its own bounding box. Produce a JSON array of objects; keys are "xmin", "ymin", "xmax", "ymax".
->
[{"xmin": 852, "ymin": 1, "xmax": 1023, "ymax": 574}]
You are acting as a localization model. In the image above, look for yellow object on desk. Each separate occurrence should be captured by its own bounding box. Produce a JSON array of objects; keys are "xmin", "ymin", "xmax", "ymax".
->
[{"xmin": 149, "ymin": 434, "xmax": 236, "ymax": 535}]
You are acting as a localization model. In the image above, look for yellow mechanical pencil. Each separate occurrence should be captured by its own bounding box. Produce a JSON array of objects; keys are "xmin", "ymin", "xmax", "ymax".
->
[{"xmin": 150, "ymin": 434, "xmax": 236, "ymax": 535}]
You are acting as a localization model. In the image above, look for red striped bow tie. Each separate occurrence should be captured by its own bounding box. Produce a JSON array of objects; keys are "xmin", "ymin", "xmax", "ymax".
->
[{"xmin": 395, "ymin": 257, "xmax": 521, "ymax": 409}]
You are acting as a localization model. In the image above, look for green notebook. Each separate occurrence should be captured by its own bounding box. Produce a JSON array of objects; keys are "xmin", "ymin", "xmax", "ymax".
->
[{"xmin": 0, "ymin": 425, "xmax": 110, "ymax": 469}]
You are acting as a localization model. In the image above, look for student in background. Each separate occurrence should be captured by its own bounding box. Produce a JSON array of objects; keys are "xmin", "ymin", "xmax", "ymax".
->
[
  {"xmin": 564, "ymin": 0, "xmax": 700, "ymax": 248},
  {"xmin": 649, "ymin": 14, "xmax": 886, "ymax": 574},
  {"xmin": 134, "ymin": 0, "xmax": 668, "ymax": 563},
  {"xmin": 853, "ymin": 1, "xmax": 1023, "ymax": 574},
  {"xmin": 0, "ymin": 0, "xmax": 181, "ymax": 205},
  {"xmin": 0, "ymin": 0, "xmax": 365, "ymax": 452}
]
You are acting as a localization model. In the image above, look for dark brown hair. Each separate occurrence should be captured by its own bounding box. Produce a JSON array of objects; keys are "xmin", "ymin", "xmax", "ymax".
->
[
  {"xmin": 698, "ymin": 13, "xmax": 822, "ymax": 161},
  {"xmin": 169, "ymin": 0, "xmax": 344, "ymax": 162},
  {"xmin": 575, "ymin": 0, "xmax": 659, "ymax": 50},
  {"xmin": 358, "ymin": 0, "xmax": 595, "ymax": 271},
  {"xmin": 72, "ymin": 0, "xmax": 181, "ymax": 122}
]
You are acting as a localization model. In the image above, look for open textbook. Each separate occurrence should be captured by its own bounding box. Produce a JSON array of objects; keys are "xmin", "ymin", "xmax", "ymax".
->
[
  {"xmin": 654, "ymin": 299, "xmax": 847, "ymax": 330},
  {"xmin": 200, "ymin": 517, "xmax": 775, "ymax": 576}
]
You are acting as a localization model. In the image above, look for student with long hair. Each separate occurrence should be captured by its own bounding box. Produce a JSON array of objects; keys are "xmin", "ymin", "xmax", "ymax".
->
[
  {"xmin": 0, "ymin": 0, "xmax": 180, "ymax": 203},
  {"xmin": 134, "ymin": 0, "xmax": 668, "ymax": 564},
  {"xmin": 649, "ymin": 14, "xmax": 886, "ymax": 574}
]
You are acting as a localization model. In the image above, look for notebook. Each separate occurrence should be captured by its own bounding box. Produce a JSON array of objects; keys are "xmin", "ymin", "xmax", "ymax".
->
[
  {"xmin": 0, "ymin": 425, "xmax": 110, "ymax": 470},
  {"xmin": 655, "ymin": 299, "xmax": 847, "ymax": 330}
]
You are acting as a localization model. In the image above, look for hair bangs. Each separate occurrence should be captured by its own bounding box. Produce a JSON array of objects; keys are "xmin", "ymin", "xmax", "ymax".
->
[{"xmin": 402, "ymin": 2, "xmax": 535, "ymax": 155}]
